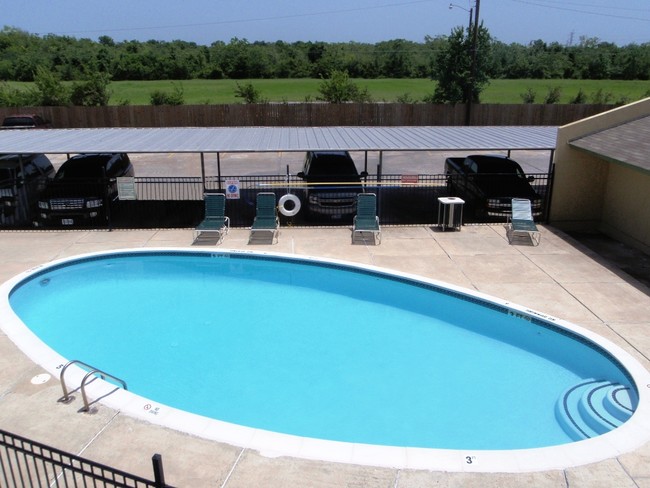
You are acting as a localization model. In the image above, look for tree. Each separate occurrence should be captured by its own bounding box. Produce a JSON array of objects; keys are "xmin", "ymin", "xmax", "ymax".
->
[
  {"xmin": 317, "ymin": 70, "xmax": 372, "ymax": 103},
  {"xmin": 70, "ymin": 73, "xmax": 112, "ymax": 106},
  {"xmin": 429, "ymin": 24, "xmax": 491, "ymax": 104},
  {"xmin": 32, "ymin": 66, "xmax": 70, "ymax": 106}
]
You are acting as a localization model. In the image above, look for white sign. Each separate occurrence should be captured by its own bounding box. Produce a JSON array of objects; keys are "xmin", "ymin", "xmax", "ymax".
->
[
  {"xmin": 225, "ymin": 178, "xmax": 241, "ymax": 199},
  {"xmin": 117, "ymin": 177, "xmax": 137, "ymax": 200}
]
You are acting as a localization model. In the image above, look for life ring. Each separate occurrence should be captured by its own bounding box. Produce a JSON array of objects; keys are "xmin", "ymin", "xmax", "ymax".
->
[{"xmin": 278, "ymin": 193, "xmax": 301, "ymax": 217}]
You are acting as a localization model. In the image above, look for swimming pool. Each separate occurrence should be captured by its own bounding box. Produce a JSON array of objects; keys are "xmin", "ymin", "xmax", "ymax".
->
[{"xmin": 2, "ymin": 248, "xmax": 650, "ymax": 472}]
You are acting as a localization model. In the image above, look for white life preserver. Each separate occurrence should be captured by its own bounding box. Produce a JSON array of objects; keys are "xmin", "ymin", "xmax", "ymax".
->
[{"xmin": 278, "ymin": 193, "xmax": 301, "ymax": 217}]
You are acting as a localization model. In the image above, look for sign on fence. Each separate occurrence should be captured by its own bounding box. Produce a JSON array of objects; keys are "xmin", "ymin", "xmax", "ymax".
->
[
  {"xmin": 117, "ymin": 177, "xmax": 137, "ymax": 200},
  {"xmin": 400, "ymin": 174, "xmax": 419, "ymax": 184},
  {"xmin": 225, "ymin": 178, "xmax": 241, "ymax": 199}
]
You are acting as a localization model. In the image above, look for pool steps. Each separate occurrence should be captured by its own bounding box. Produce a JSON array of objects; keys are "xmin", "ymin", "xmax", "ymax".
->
[{"xmin": 555, "ymin": 379, "xmax": 637, "ymax": 440}]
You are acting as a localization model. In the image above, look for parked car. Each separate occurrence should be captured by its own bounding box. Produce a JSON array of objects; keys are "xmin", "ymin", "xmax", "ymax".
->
[
  {"xmin": 296, "ymin": 151, "xmax": 367, "ymax": 221},
  {"xmin": 37, "ymin": 153, "xmax": 134, "ymax": 226},
  {"xmin": 0, "ymin": 154, "xmax": 55, "ymax": 225},
  {"xmin": 445, "ymin": 154, "xmax": 542, "ymax": 218},
  {"xmin": 1, "ymin": 114, "xmax": 52, "ymax": 130}
]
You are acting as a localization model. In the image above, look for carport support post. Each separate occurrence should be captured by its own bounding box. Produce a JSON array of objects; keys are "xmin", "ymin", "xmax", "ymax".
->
[
  {"xmin": 377, "ymin": 151, "xmax": 383, "ymax": 181},
  {"xmin": 200, "ymin": 152, "xmax": 206, "ymax": 194},
  {"xmin": 217, "ymin": 152, "xmax": 222, "ymax": 191}
]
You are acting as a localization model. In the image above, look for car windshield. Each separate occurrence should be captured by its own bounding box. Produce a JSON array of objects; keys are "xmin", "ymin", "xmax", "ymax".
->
[
  {"xmin": 0, "ymin": 168, "xmax": 14, "ymax": 181},
  {"xmin": 477, "ymin": 163, "xmax": 526, "ymax": 178},
  {"xmin": 2, "ymin": 117, "xmax": 34, "ymax": 127},
  {"xmin": 56, "ymin": 158, "xmax": 109, "ymax": 179},
  {"xmin": 308, "ymin": 156, "xmax": 358, "ymax": 176}
]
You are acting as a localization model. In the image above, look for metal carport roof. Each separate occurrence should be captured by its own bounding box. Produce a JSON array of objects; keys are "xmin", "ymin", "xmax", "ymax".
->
[{"xmin": 0, "ymin": 126, "xmax": 558, "ymax": 154}]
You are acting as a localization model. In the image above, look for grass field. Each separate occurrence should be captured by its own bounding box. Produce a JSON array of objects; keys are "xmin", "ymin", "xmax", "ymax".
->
[{"xmin": 6, "ymin": 79, "xmax": 650, "ymax": 105}]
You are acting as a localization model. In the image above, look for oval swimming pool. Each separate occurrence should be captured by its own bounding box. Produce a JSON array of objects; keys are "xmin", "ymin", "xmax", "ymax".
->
[{"xmin": 2, "ymin": 249, "xmax": 650, "ymax": 471}]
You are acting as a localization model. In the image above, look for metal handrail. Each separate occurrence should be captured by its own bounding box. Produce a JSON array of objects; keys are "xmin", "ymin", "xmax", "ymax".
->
[{"xmin": 59, "ymin": 359, "xmax": 127, "ymax": 411}]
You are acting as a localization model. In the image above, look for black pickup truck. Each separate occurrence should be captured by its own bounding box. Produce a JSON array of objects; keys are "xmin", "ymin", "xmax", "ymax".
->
[
  {"xmin": 445, "ymin": 154, "xmax": 542, "ymax": 218},
  {"xmin": 296, "ymin": 151, "xmax": 367, "ymax": 221},
  {"xmin": 1, "ymin": 114, "xmax": 52, "ymax": 129}
]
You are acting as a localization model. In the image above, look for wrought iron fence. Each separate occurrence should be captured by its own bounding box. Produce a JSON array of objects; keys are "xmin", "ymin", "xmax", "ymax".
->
[
  {"xmin": 0, "ymin": 172, "xmax": 551, "ymax": 230},
  {"xmin": 0, "ymin": 429, "xmax": 171, "ymax": 488}
]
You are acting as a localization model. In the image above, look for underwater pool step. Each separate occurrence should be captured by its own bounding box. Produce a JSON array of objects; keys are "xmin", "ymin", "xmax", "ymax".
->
[
  {"xmin": 555, "ymin": 379, "xmax": 637, "ymax": 441},
  {"xmin": 604, "ymin": 385, "xmax": 638, "ymax": 422}
]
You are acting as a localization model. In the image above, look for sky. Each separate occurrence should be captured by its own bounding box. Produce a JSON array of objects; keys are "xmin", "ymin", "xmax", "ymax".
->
[{"xmin": 3, "ymin": 0, "xmax": 649, "ymax": 46}]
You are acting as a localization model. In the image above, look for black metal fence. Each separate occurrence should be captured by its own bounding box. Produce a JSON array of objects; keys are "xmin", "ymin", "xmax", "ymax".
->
[
  {"xmin": 0, "ymin": 172, "xmax": 551, "ymax": 230},
  {"xmin": 0, "ymin": 429, "xmax": 171, "ymax": 488}
]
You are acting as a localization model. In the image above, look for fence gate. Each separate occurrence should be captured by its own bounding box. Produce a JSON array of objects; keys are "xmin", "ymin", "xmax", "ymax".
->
[{"xmin": 0, "ymin": 429, "xmax": 171, "ymax": 488}]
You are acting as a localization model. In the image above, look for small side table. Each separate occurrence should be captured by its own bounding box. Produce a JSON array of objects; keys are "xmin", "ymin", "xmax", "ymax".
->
[{"xmin": 437, "ymin": 197, "xmax": 465, "ymax": 231}]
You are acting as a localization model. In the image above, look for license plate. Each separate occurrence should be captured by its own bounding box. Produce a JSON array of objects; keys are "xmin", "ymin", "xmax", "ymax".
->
[{"xmin": 61, "ymin": 219, "xmax": 74, "ymax": 225}]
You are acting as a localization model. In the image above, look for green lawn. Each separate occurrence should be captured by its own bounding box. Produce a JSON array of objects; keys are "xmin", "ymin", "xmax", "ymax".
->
[
  {"xmin": 109, "ymin": 78, "xmax": 650, "ymax": 105},
  {"xmin": 5, "ymin": 79, "xmax": 649, "ymax": 105}
]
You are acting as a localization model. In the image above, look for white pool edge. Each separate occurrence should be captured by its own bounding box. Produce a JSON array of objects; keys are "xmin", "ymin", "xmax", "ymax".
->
[{"xmin": 2, "ymin": 247, "xmax": 650, "ymax": 473}]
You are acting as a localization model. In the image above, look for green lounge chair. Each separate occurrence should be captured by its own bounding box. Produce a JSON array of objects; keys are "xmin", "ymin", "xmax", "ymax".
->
[
  {"xmin": 507, "ymin": 198, "xmax": 541, "ymax": 246},
  {"xmin": 249, "ymin": 192, "xmax": 279, "ymax": 244},
  {"xmin": 352, "ymin": 193, "xmax": 381, "ymax": 245},
  {"xmin": 194, "ymin": 193, "xmax": 229, "ymax": 244}
]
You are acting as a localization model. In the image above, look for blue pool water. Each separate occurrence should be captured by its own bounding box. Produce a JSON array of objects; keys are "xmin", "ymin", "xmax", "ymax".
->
[{"xmin": 9, "ymin": 251, "xmax": 636, "ymax": 450}]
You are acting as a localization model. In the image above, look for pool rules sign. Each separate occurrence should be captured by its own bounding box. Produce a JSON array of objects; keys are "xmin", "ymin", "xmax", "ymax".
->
[{"xmin": 225, "ymin": 178, "xmax": 240, "ymax": 199}]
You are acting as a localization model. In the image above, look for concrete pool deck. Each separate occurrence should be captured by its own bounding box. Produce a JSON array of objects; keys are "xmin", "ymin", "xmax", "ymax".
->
[{"xmin": 1, "ymin": 224, "xmax": 650, "ymax": 487}]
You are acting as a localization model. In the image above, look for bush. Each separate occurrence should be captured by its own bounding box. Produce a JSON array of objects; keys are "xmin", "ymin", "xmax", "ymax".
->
[
  {"xmin": 590, "ymin": 88, "xmax": 613, "ymax": 104},
  {"xmin": 33, "ymin": 67, "xmax": 70, "ymax": 106},
  {"xmin": 543, "ymin": 87, "xmax": 562, "ymax": 104},
  {"xmin": 520, "ymin": 88, "xmax": 537, "ymax": 104},
  {"xmin": 317, "ymin": 70, "xmax": 373, "ymax": 103},
  {"xmin": 395, "ymin": 92, "xmax": 418, "ymax": 103},
  {"xmin": 569, "ymin": 88, "xmax": 588, "ymax": 104},
  {"xmin": 70, "ymin": 74, "xmax": 112, "ymax": 106},
  {"xmin": 234, "ymin": 82, "xmax": 268, "ymax": 104},
  {"xmin": 149, "ymin": 83, "xmax": 184, "ymax": 105}
]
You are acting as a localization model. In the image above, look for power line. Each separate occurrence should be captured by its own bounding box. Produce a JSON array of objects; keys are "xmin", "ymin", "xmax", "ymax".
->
[
  {"xmin": 39, "ymin": 0, "xmax": 439, "ymax": 37},
  {"xmin": 510, "ymin": 0, "xmax": 650, "ymax": 23}
]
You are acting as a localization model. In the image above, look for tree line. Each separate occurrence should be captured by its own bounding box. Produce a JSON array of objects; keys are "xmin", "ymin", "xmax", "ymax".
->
[{"xmin": 1, "ymin": 26, "xmax": 648, "ymax": 84}]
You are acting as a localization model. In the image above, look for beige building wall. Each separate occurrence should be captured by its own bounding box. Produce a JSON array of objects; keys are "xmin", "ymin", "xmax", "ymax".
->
[
  {"xmin": 550, "ymin": 98, "xmax": 650, "ymax": 251},
  {"xmin": 600, "ymin": 163, "xmax": 650, "ymax": 254}
]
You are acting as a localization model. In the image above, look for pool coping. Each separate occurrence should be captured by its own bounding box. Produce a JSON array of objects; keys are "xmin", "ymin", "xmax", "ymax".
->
[{"xmin": 2, "ymin": 246, "xmax": 650, "ymax": 474}]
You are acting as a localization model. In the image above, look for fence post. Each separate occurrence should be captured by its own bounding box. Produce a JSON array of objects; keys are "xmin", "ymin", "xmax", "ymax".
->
[{"xmin": 152, "ymin": 453, "xmax": 167, "ymax": 488}]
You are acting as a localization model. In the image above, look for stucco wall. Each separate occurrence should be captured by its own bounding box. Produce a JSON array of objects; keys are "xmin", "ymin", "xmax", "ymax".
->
[
  {"xmin": 550, "ymin": 99, "xmax": 650, "ymax": 240},
  {"xmin": 600, "ymin": 163, "xmax": 650, "ymax": 254}
]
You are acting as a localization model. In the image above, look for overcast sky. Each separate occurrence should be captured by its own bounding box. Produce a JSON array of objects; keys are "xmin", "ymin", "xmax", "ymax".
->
[{"xmin": 4, "ymin": 0, "xmax": 649, "ymax": 46}]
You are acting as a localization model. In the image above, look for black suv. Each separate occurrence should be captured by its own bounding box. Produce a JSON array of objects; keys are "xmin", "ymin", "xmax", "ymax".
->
[
  {"xmin": 297, "ymin": 151, "xmax": 367, "ymax": 220},
  {"xmin": 0, "ymin": 154, "xmax": 55, "ymax": 225},
  {"xmin": 38, "ymin": 153, "xmax": 134, "ymax": 226}
]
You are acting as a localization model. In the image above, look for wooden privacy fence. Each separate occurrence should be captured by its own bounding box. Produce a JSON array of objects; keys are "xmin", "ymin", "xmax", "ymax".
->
[{"xmin": 0, "ymin": 103, "xmax": 613, "ymax": 129}]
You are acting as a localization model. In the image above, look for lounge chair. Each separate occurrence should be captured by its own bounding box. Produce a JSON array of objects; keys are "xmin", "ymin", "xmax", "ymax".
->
[
  {"xmin": 507, "ymin": 198, "xmax": 541, "ymax": 246},
  {"xmin": 194, "ymin": 193, "xmax": 229, "ymax": 244},
  {"xmin": 352, "ymin": 193, "xmax": 381, "ymax": 245},
  {"xmin": 249, "ymin": 192, "xmax": 279, "ymax": 244}
]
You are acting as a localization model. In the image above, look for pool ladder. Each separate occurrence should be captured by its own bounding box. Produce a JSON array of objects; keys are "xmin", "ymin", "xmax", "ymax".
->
[{"xmin": 58, "ymin": 360, "xmax": 127, "ymax": 412}]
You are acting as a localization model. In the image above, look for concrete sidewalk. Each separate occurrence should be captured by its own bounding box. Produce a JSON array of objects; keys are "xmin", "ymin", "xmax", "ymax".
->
[{"xmin": 1, "ymin": 224, "xmax": 650, "ymax": 487}]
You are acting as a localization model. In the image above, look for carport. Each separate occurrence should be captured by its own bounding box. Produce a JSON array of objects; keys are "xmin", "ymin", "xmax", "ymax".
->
[{"xmin": 0, "ymin": 126, "xmax": 558, "ymax": 228}]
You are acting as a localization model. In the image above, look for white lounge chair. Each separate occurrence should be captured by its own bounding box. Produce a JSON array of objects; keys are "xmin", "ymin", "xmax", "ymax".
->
[
  {"xmin": 352, "ymin": 193, "xmax": 381, "ymax": 245},
  {"xmin": 507, "ymin": 198, "xmax": 541, "ymax": 246},
  {"xmin": 194, "ymin": 193, "xmax": 229, "ymax": 244}
]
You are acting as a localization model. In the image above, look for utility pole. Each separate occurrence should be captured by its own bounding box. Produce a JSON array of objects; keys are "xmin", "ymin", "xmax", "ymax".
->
[{"xmin": 465, "ymin": 0, "xmax": 481, "ymax": 126}]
